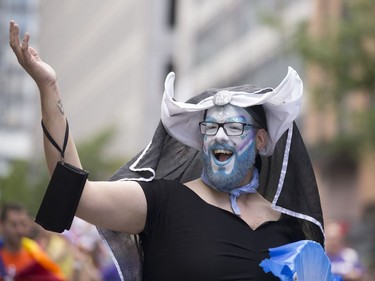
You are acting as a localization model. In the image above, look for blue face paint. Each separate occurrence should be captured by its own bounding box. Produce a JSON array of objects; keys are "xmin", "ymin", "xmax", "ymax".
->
[{"xmin": 201, "ymin": 105, "xmax": 258, "ymax": 192}]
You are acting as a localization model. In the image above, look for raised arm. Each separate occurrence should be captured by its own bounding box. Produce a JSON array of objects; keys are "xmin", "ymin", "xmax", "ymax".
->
[
  {"xmin": 9, "ymin": 20, "xmax": 76, "ymax": 172},
  {"xmin": 9, "ymin": 21, "xmax": 147, "ymax": 234}
]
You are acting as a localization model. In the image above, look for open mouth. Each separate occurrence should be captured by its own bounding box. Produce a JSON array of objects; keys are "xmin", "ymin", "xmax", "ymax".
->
[{"xmin": 213, "ymin": 149, "xmax": 233, "ymax": 163}]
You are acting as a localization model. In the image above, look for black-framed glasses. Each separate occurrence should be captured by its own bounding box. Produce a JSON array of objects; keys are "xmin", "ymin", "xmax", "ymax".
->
[{"xmin": 199, "ymin": 121, "xmax": 259, "ymax": 136}]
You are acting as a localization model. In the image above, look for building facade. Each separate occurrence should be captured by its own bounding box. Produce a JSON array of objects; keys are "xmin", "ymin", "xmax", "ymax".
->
[
  {"xmin": 0, "ymin": 0, "xmax": 40, "ymax": 176},
  {"xmin": 2, "ymin": 0, "xmax": 311, "ymax": 166}
]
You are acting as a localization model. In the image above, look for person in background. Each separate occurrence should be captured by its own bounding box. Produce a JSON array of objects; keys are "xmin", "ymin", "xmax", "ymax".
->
[
  {"xmin": 0, "ymin": 202, "xmax": 66, "ymax": 281},
  {"xmin": 325, "ymin": 221, "xmax": 365, "ymax": 281},
  {"xmin": 33, "ymin": 218, "xmax": 108, "ymax": 281}
]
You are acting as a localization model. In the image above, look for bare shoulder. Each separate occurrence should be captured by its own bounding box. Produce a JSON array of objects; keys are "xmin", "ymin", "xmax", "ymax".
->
[{"xmin": 184, "ymin": 178, "xmax": 204, "ymax": 191}]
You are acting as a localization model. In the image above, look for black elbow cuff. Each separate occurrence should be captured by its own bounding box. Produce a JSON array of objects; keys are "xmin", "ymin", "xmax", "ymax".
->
[{"xmin": 35, "ymin": 161, "xmax": 89, "ymax": 233}]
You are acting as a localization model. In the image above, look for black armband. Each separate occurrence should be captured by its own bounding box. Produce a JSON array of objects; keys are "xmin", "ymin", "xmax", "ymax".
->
[{"xmin": 35, "ymin": 120, "xmax": 89, "ymax": 233}]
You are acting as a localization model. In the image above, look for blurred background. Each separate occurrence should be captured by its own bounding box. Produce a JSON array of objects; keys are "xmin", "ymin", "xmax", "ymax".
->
[{"xmin": 0, "ymin": 0, "xmax": 374, "ymax": 280}]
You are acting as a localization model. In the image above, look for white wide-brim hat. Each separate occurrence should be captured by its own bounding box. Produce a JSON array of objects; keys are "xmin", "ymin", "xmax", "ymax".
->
[{"xmin": 161, "ymin": 66, "xmax": 303, "ymax": 156}]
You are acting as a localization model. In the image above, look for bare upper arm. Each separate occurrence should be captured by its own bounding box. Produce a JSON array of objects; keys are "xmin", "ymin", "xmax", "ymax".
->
[{"xmin": 76, "ymin": 180, "xmax": 147, "ymax": 234}]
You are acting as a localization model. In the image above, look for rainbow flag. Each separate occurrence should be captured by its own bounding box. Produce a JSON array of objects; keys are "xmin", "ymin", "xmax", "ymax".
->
[{"xmin": 12, "ymin": 238, "xmax": 66, "ymax": 281}]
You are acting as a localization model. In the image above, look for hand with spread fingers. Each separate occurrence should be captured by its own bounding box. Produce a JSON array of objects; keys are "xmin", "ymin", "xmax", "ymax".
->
[{"xmin": 9, "ymin": 20, "xmax": 57, "ymax": 88}]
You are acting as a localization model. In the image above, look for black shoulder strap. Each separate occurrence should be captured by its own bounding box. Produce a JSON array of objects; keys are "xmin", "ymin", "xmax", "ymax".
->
[{"xmin": 41, "ymin": 119, "xmax": 69, "ymax": 161}]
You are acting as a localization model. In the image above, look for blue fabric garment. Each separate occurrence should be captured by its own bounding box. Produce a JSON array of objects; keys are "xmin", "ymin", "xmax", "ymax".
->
[
  {"xmin": 229, "ymin": 168, "xmax": 259, "ymax": 215},
  {"xmin": 260, "ymin": 240, "xmax": 343, "ymax": 281}
]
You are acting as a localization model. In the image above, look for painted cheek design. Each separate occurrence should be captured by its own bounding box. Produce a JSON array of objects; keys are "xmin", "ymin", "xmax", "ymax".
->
[
  {"xmin": 237, "ymin": 139, "xmax": 254, "ymax": 156},
  {"xmin": 237, "ymin": 131, "xmax": 255, "ymax": 153},
  {"xmin": 203, "ymin": 135, "xmax": 210, "ymax": 153}
]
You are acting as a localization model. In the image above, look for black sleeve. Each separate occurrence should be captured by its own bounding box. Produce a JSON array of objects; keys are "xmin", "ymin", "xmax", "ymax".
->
[{"xmin": 138, "ymin": 179, "xmax": 169, "ymax": 235}]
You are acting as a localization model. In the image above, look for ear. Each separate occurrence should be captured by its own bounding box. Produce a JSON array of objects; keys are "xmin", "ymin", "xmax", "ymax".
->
[{"xmin": 255, "ymin": 129, "xmax": 267, "ymax": 152}]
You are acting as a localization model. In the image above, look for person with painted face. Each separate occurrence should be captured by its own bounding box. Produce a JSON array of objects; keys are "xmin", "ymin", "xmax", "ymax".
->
[
  {"xmin": 9, "ymin": 21, "xmax": 330, "ymax": 280},
  {"xmin": 199, "ymin": 104, "xmax": 271, "ymax": 220}
]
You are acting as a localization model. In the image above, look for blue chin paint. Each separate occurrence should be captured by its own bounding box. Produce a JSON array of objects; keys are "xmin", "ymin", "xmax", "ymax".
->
[{"xmin": 201, "ymin": 140, "xmax": 257, "ymax": 193}]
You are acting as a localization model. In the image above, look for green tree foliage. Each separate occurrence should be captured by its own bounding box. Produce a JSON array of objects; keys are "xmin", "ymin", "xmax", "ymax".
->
[
  {"xmin": 295, "ymin": 1, "xmax": 375, "ymax": 273},
  {"xmin": 0, "ymin": 127, "xmax": 127, "ymax": 216},
  {"xmin": 0, "ymin": 160, "xmax": 47, "ymax": 216},
  {"xmin": 77, "ymin": 126, "xmax": 126, "ymax": 181},
  {"xmin": 295, "ymin": 0, "xmax": 375, "ymax": 155}
]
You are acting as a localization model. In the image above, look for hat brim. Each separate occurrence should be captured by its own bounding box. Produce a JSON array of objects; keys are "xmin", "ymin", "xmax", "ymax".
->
[{"xmin": 161, "ymin": 66, "xmax": 303, "ymax": 156}]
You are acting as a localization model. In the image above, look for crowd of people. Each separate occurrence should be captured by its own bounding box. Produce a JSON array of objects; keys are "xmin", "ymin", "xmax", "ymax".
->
[{"xmin": 0, "ymin": 201, "xmax": 121, "ymax": 281}]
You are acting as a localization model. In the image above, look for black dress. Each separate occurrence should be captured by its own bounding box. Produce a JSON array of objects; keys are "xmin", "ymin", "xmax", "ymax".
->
[{"xmin": 139, "ymin": 179, "xmax": 305, "ymax": 281}]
